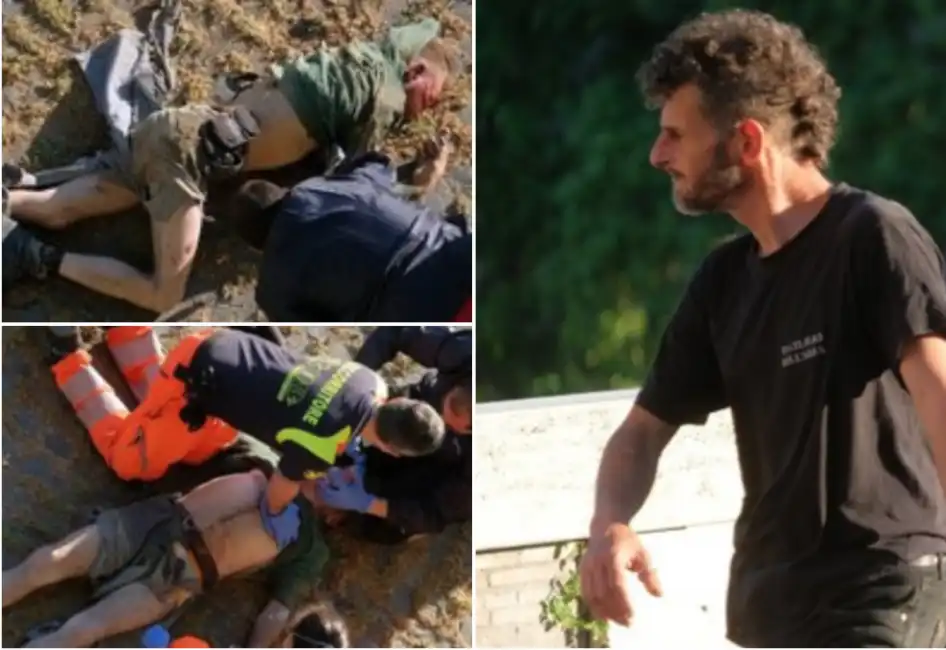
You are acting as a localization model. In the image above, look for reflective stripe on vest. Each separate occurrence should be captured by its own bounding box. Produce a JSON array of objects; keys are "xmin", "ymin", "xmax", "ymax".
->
[
  {"xmin": 109, "ymin": 327, "xmax": 164, "ymax": 399},
  {"xmin": 60, "ymin": 366, "xmax": 110, "ymax": 405},
  {"xmin": 60, "ymin": 368, "xmax": 125, "ymax": 430},
  {"xmin": 109, "ymin": 328, "xmax": 163, "ymax": 370},
  {"xmin": 76, "ymin": 390, "xmax": 127, "ymax": 432}
]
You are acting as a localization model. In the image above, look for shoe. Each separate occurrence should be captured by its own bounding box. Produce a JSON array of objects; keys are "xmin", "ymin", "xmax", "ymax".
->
[
  {"xmin": 46, "ymin": 326, "xmax": 83, "ymax": 362},
  {"xmin": 2, "ymin": 162, "xmax": 25, "ymax": 189},
  {"xmin": 2, "ymin": 213, "xmax": 49, "ymax": 289}
]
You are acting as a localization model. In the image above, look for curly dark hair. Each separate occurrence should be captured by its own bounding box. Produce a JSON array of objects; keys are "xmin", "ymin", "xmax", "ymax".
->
[{"xmin": 637, "ymin": 9, "xmax": 841, "ymax": 168}]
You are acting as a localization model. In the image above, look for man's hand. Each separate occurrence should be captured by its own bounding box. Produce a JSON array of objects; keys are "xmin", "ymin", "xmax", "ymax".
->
[
  {"xmin": 410, "ymin": 134, "xmax": 453, "ymax": 195},
  {"xmin": 259, "ymin": 496, "xmax": 302, "ymax": 551},
  {"xmin": 579, "ymin": 523, "xmax": 663, "ymax": 627},
  {"xmin": 317, "ymin": 473, "xmax": 373, "ymax": 513}
]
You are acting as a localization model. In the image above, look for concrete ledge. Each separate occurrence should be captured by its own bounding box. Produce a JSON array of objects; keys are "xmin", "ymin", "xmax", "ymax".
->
[{"xmin": 475, "ymin": 389, "xmax": 743, "ymax": 551}]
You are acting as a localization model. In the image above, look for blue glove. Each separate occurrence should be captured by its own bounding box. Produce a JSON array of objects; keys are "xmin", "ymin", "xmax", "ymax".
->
[
  {"xmin": 259, "ymin": 497, "xmax": 301, "ymax": 551},
  {"xmin": 317, "ymin": 475, "xmax": 373, "ymax": 513},
  {"xmin": 325, "ymin": 466, "xmax": 351, "ymax": 488}
]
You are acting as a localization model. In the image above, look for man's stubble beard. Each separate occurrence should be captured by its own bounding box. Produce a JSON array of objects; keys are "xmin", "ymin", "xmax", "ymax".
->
[{"xmin": 672, "ymin": 143, "xmax": 749, "ymax": 216}]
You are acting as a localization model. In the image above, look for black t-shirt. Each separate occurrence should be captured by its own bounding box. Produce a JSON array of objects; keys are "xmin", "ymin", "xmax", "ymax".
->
[
  {"xmin": 256, "ymin": 158, "xmax": 471, "ymax": 322},
  {"xmin": 637, "ymin": 184, "xmax": 946, "ymax": 629},
  {"xmin": 189, "ymin": 330, "xmax": 385, "ymax": 480}
]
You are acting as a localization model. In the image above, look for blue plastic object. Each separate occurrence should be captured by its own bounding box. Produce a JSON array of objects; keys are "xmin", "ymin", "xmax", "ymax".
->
[{"xmin": 142, "ymin": 624, "xmax": 172, "ymax": 648}]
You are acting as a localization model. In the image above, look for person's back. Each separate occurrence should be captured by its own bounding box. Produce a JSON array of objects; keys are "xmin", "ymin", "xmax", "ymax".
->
[
  {"xmin": 374, "ymin": 212, "xmax": 471, "ymax": 321},
  {"xmin": 255, "ymin": 157, "xmax": 469, "ymax": 321},
  {"xmin": 356, "ymin": 326, "xmax": 473, "ymax": 432},
  {"xmin": 187, "ymin": 329, "xmax": 380, "ymax": 461}
]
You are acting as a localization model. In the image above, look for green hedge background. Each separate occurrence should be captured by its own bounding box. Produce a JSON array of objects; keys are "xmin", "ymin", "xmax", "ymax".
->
[{"xmin": 477, "ymin": 0, "xmax": 946, "ymax": 401}]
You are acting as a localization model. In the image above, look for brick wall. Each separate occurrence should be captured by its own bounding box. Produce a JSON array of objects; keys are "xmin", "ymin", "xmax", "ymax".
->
[
  {"xmin": 476, "ymin": 392, "xmax": 742, "ymax": 648},
  {"xmin": 475, "ymin": 544, "xmax": 577, "ymax": 647}
]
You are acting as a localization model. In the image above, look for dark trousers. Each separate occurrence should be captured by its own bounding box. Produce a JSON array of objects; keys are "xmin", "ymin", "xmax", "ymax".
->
[{"xmin": 730, "ymin": 552, "xmax": 946, "ymax": 647}]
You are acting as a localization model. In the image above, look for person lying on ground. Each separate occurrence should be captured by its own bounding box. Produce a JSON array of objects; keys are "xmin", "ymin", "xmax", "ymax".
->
[
  {"xmin": 1, "ymin": 470, "xmax": 330, "ymax": 648},
  {"xmin": 1, "ymin": 18, "xmax": 460, "ymax": 313},
  {"xmin": 355, "ymin": 326, "xmax": 472, "ymax": 433},
  {"xmin": 48, "ymin": 325, "xmax": 446, "ymax": 530},
  {"xmin": 227, "ymin": 151, "xmax": 472, "ymax": 322},
  {"xmin": 217, "ymin": 17, "xmax": 460, "ymax": 173}
]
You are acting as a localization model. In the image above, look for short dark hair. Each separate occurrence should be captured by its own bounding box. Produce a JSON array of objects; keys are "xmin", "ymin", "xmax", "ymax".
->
[
  {"xmin": 376, "ymin": 398, "xmax": 445, "ymax": 456},
  {"xmin": 226, "ymin": 180, "xmax": 288, "ymax": 250},
  {"xmin": 636, "ymin": 9, "xmax": 841, "ymax": 168},
  {"xmin": 289, "ymin": 602, "xmax": 349, "ymax": 648}
]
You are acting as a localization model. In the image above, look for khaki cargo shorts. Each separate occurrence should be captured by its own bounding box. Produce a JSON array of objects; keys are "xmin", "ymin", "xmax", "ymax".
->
[
  {"xmin": 89, "ymin": 495, "xmax": 202, "ymax": 602},
  {"xmin": 129, "ymin": 105, "xmax": 220, "ymax": 222}
]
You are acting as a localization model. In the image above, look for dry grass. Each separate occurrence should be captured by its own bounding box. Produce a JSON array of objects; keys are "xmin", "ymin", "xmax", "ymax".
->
[
  {"xmin": 1, "ymin": 326, "xmax": 472, "ymax": 647},
  {"xmin": 1, "ymin": 0, "xmax": 472, "ymax": 322}
]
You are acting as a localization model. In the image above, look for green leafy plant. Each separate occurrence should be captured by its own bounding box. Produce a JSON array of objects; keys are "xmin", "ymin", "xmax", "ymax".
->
[{"xmin": 539, "ymin": 542, "xmax": 609, "ymax": 647}]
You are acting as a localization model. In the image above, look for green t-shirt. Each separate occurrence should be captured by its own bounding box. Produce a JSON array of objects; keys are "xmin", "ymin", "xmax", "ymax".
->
[
  {"xmin": 272, "ymin": 18, "xmax": 441, "ymax": 157},
  {"xmin": 268, "ymin": 498, "xmax": 330, "ymax": 610}
]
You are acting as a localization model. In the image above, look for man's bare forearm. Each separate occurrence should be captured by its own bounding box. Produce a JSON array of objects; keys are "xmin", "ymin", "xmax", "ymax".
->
[
  {"xmin": 900, "ymin": 336, "xmax": 946, "ymax": 498},
  {"xmin": 590, "ymin": 406, "xmax": 676, "ymax": 537}
]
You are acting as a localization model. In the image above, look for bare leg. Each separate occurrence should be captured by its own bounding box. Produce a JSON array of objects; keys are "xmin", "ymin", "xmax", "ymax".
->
[
  {"xmin": 2, "ymin": 525, "xmax": 101, "ymax": 609},
  {"xmin": 24, "ymin": 582, "xmax": 177, "ymax": 648},
  {"xmin": 8, "ymin": 173, "xmax": 139, "ymax": 230},
  {"xmin": 57, "ymin": 202, "xmax": 204, "ymax": 313}
]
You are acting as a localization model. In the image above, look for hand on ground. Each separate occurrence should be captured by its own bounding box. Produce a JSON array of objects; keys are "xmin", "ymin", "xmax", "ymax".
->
[{"xmin": 411, "ymin": 133, "xmax": 453, "ymax": 193}]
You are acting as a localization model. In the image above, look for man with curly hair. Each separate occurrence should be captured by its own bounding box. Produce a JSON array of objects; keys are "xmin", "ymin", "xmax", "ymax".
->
[{"xmin": 580, "ymin": 9, "xmax": 946, "ymax": 647}]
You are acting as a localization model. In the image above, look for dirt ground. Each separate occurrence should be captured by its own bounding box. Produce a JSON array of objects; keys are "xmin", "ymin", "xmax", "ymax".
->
[
  {"xmin": 1, "ymin": 0, "xmax": 472, "ymax": 322},
  {"xmin": 1, "ymin": 326, "xmax": 473, "ymax": 647}
]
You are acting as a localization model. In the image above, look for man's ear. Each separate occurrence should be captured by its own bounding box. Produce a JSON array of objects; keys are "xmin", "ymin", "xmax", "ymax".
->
[{"xmin": 403, "ymin": 59, "xmax": 429, "ymax": 86}]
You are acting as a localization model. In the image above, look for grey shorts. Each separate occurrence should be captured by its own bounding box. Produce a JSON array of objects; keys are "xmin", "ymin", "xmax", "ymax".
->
[{"xmin": 90, "ymin": 495, "xmax": 202, "ymax": 601}]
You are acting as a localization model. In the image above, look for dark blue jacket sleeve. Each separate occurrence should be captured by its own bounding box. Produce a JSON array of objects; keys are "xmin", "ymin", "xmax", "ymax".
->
[
  {"xmin": 355, "ymin": 327, "xmax": 472, "ymax": 375},
  {"xmin": 385, "ymin": 469, "xmax": 472, "ymax": 535}
]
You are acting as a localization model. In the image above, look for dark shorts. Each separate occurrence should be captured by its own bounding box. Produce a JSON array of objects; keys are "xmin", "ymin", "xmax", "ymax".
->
[
  {"xmin": 90, "ymin": 495, "xmax": 201, "ymax": 601},
  {"xmin": 729, "ymin": 552, "xmax": 946, "ymax": 647}
]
